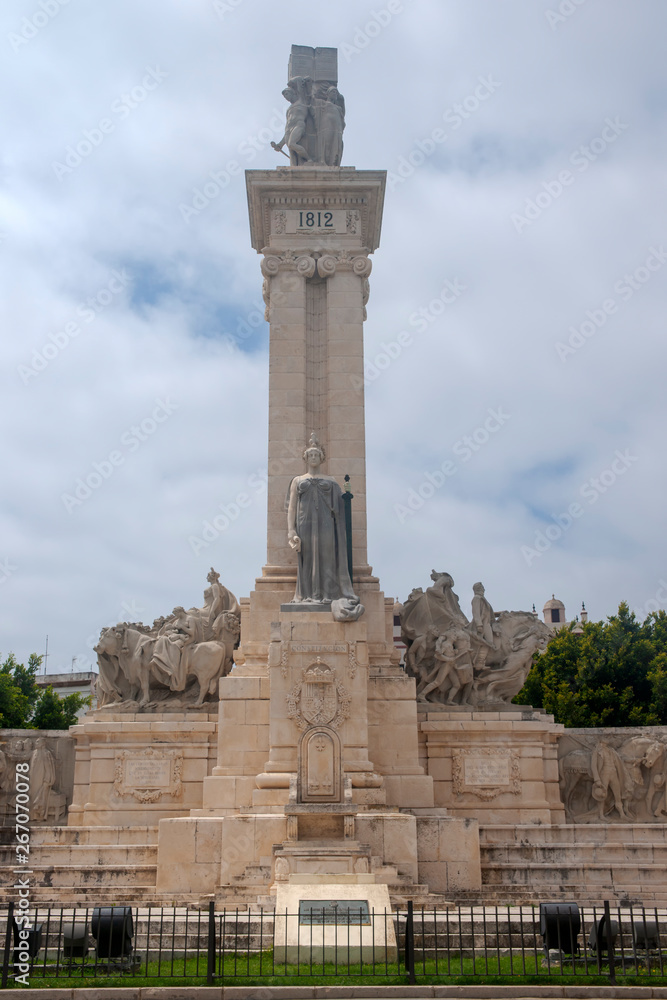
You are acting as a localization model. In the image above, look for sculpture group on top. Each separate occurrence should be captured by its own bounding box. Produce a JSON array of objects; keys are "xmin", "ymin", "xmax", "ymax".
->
[
  {"xmin": 272, "ymin": 45, "xmax": 345, "ymax": 167},
  {"xmin": 95, "ymin": 569, "xmax": 240, "ymax": 710},
  {"xmin": 401, "ymin": 571, "xmax": 552, "ymax": 708}
]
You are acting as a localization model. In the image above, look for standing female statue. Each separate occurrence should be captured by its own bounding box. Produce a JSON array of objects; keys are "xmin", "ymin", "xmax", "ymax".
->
[{"xmin": 286, "ymin": 433, "xmax": 363, "ymax": 621}]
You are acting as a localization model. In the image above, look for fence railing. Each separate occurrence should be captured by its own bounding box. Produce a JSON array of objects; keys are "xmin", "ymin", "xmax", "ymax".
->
[{"xmin": 2, "ymin": 899, "xmax": 667, "ymax": 987}]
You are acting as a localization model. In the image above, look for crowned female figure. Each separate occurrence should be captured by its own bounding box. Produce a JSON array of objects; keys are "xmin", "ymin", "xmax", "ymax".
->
[{"xmin": 286, "ymin": 433, "xmax": 363, "ymax": 621}]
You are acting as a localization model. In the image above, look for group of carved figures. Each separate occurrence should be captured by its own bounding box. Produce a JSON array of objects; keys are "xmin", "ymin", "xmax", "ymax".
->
[
  {"xmin": 272, "ymin": 76, "xmax": 345, "ymax": 167},
  {"xmin": 559, "ymin": 734, "xmax": 667, "ymax": 823},
  {"xmin": 95, "ymin": 569, "xmax": 241, "ymax": 709},
  {"xmin": 401, "ymin": 571, "xmax": 552, "ymax": 708},
  {"xmin": 0, "ymin": 738, "xmax": 61, "ymax": 823}
]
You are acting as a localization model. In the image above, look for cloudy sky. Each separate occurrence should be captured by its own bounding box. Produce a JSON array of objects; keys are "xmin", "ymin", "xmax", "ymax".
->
[{"xmin": 2, "ymin": 0, "xmax": 666, "ymax": 673}]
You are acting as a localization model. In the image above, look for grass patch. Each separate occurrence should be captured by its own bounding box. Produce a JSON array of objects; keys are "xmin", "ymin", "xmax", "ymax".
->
[{"xmin": 10, "ymin": 948, "xmax": 667, "ymax": 989}]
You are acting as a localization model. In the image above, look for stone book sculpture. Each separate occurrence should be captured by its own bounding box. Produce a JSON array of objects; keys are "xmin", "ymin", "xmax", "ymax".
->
[{"xmin": 272, "ymin": 45, "xmax": 345, "ymax": 166}]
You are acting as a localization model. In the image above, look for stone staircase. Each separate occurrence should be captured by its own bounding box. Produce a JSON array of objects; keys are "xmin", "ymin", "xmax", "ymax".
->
[
  {"xmin": 0, "ymin": 826, "xmax": 162, "ymax": 906},
  {"xmin": 214, "ymin": 839, "xmax": 440, "ymax": 910},
  {"xmin": 468, "ymin": 823, "xmax": 667, "ymax": 907},
  {"xmin": 0, "ymin": 826, "xmax": 441, "ymax": 909}
]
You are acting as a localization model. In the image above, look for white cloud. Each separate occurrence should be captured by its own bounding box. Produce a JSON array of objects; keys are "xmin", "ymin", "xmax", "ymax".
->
[{"xmin": 1, "ymin": 0, "xmax": 666, "ymax": 669}]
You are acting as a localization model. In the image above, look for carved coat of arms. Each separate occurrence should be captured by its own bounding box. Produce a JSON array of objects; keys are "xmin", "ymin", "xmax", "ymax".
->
[{"xmin": 287, "ymin": 659, "xmax": 350, "ymax": 731}]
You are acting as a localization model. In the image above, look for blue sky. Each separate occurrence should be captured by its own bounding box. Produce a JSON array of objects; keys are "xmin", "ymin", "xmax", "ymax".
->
[{"xmin": 1, "ymin": 0, "xmax": 666, "ymax": 670}]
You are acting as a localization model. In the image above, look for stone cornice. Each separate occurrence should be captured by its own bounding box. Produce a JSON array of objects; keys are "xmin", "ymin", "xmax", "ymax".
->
[{"xmin": 246, "ymin": 167, "xmax": 386, "ymax": 253}]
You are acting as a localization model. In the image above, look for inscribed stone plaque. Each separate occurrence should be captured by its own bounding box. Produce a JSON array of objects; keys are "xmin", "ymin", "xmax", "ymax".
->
[
  {"xmin": 452, "ymin": 748, "xmax": 521, "ymax": 800},
  {"xmin": 299, "ymin": 900, "xmax": 370, "ymax": 924},
  {"xmin": 464, "ymin": 756, "xmax": 510, "ymax": 786},
  {"xmin": 125, "ymin": 758, "xmax": 171, "ymax": 788},
  {"xmin": 113, "ymin": 748, "xmax": 183, "ymax": 803}
]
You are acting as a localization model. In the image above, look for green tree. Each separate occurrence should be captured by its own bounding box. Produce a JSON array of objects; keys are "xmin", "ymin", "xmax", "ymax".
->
[
  {"xmin": 31, "ymin": 686, "xmax": 87, "ymax": 729},
  {"xmin": 0, "ymin": 654, "xmax": 88, "ymax": 730},
  {"xmin": 515, "ymin": 604, "xmax": 667, "ymax": 726}
]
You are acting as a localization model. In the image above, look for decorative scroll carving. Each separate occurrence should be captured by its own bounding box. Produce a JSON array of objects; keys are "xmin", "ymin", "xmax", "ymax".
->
[
  {"xmin": 295, "ymin": 254, "xmax": 317, "ymax": 278},
  {"xmin": 346, "ymin": 210, "xmax": 360, "ymax": 234},
  {"xmin": 317, "ymin": 255, "xmax": 337, "ymax": 279},
  {"xmin": 452, "ymin": 748, "xmax": 521, "ymax": 800},
  {"xmin": 113, "ymin": 748, "xmax": 183, "ymax": 803},
  {"xmin": 348, "ymin": 647, "xmax": 358, "ymax": 679},
  {"xmin": 261, "ymin": 255, "xmax": 281, "ymax": 278},
  {"xmin": 558, "ymin": 730, "xmax": 667, "ymax": 823},
  {"xmin": 273, "ymin": 210, "xmax": 287, "ymax": 234},
  {"xmin": 401, "ymin": 572, "xmax": 552, "ymax": 709},
  {"xmin": 352, "ymin": 255, "xmax": 372, "ymax": 278},
  {"xmin": 286, "ymin": 660, "xmax": 350, "ymax": 732}
]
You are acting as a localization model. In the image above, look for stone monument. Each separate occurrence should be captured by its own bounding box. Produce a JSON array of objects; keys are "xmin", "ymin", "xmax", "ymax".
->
[{"xmin": 12, "ymin": 44, "xmax": 667, "ymax": 912}]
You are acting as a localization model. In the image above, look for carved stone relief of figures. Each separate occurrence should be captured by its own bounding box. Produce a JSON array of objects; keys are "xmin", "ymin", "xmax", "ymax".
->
[
  {"xmin": 558, "ymin": 729, "xmax": 667, "ymax": 823},
  {"xmin": 0, "ymin": 734, "xmax": 74, "ymax": 825},
  {"xmin": 94, "ymin": 568, "xmax": 241, "ymax": 712},
  {"xmin": 400, "ymin": 570, "xmax": 552, "ymax": 709}
]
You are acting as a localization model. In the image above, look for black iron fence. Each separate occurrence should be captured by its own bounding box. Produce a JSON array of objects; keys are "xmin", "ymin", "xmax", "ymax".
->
[{"xmin": 2, "ymin": 899, "xmax": 667, "ymax": 987}]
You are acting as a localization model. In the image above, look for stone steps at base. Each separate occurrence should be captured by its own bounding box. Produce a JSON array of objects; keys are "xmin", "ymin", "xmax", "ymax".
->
[
  {"xmin": 479, "ymin": 823, "xmax": 667, "ymax": 846},
  {"xmin": 482, "ymin": 861, "xmax": 667, "ymax": 884},
  {"xmin": 450, "ymin": 885, "xmax": 667, "ymax": 906},
  {"xmin": 0, "ymin": 886, "xmax": 165, "ymax": 907},
  {"xmin": 30, "ymin": 825, "xmax": 159, "ymax": 846},
  {"xmin": 482, "ymin": 843, "xmax": 667, "ymax": 864},
  {"xmin": 0, "ymin": 844, "xmax": 157, "ymax": 865},
  {"xmin": 0, "ymin": 862, "xmax": 157, "ymax": 890}
]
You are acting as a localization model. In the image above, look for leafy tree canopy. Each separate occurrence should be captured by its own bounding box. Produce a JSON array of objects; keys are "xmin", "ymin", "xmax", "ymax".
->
[
  {"xmin": 515, "ymin": 603, "xmax": 667, "ymax": 727},
  {"xmin": 0, "ymin": 654, "xmax": 89, "ymax": 730}
]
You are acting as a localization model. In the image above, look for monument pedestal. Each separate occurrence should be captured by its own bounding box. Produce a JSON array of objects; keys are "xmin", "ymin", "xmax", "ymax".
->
[
  {"xmin": 420, "ymin": 706, "xmax": 566, "ymax": 825},
  {"xmin": 67, "ymin": 712, "xmax": 217, "ymax": 827}
]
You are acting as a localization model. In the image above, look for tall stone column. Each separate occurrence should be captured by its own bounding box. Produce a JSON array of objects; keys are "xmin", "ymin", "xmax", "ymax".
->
[{"xmin": 240, "ymin": 167, "xmax": 394, "ymax": 662}]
